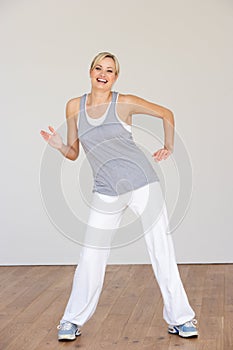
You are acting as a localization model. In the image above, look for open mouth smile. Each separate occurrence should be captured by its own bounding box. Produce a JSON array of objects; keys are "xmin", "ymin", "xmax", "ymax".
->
[{"xmin": 97, "ymin": 78, "xmax": 108, "ymax": 84}]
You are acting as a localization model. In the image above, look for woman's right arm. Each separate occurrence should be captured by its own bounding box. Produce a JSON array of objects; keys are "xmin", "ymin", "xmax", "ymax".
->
[
  {"xmin": 40, "ymin": 98, "xmax": 80, "ymax": 161},
  {"xmin": 59, "ymin": 98, "xmax": 80, "ymax": 160}
]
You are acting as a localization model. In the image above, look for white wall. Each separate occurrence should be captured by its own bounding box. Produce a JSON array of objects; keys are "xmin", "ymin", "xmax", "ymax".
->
[{"xmin": 1, "ymin": 0, "xmax": 233, "ymax": 265}]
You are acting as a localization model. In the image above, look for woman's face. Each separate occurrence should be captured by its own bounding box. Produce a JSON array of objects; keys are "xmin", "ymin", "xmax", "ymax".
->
[{"xmin": 90, "ymin": 57, "xmax": 118, "ymax": 91}]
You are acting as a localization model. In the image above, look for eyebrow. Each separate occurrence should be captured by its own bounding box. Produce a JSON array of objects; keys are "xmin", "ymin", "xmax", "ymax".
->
[{"xmin": 96, "ymin": 64, "xmax": 114, "ymax": 69}]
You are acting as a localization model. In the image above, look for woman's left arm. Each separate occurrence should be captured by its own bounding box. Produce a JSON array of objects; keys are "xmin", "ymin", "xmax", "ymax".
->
[{"xmin": 123, "ymin": 94, "xmax": 175, "ymax": 162}]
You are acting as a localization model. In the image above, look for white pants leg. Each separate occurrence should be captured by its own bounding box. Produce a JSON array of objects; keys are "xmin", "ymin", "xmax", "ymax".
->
[
  {"xmin": 127, "ymin": 182, "xmax": 195, "ymax": 326},
  {"xmin": 61, "ymin": 191, "xmax": 128, "ymax": 326},
  {"xmin": 61, "ymin": 182, "xmax": 195, "ymax": 327}
]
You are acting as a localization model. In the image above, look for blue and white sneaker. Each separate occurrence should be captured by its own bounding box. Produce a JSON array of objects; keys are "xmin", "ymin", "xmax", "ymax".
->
[
  {"xmin": 57, "ymin": 321, "xmax": 81, "ymax": 341},
  {"xmin": 168, "ymin": 319, "xmax": 198, "ymax": 338}
]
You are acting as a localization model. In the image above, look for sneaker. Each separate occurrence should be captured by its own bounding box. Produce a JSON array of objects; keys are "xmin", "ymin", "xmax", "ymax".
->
[
  {"xmin": 57, "ymin": 321, "xmax": 81, "ymax": 341},
  {"xmin": 168, "ymin": 319, "xmax": 198, "ymax": 338}
]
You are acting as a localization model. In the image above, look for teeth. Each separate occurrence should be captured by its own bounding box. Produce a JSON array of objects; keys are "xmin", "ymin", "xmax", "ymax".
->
[{"xmin": 97, "ymin": 78, "xmax": 107, "ymax": 83}]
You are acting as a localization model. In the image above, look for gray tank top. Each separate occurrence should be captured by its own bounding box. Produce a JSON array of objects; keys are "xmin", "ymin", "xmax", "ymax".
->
[{"xmin": 77, "ymin": 91, "xmax": 159, "ymax": 196}]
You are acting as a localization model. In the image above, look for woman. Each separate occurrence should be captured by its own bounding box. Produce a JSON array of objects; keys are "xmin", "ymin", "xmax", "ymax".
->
[{"xmin": 40, "ymin": 52, "xmax": 198, "ymax": 341}]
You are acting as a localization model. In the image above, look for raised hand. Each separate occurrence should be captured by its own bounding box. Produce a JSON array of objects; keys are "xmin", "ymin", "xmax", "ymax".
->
[{"xmin": 40, "ymin": 126, "xmax": 63, "ymax": 150}]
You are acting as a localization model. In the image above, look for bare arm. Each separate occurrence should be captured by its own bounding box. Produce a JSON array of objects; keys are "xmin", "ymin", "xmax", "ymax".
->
[
  {"xmin": 119, "ymin": 94, "xmax": 174, "ymax": 162},
  {"xmin": 121, "ymin": 94, "xmax": 175, "ymax": 153},
  {"xmin": 58, "ymin": 98, "xmax": 80, "ymax": 160},
  {"xmin": 40, "ymin": 98, "xmax": 80, "ymax": 161}
]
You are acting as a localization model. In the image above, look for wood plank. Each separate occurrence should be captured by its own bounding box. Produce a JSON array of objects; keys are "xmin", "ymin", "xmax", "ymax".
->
[
  {"xmin": 178, "ymin": 264, "xmax": 191, "ymax": 281},
  {"xmin": 145, "ymin": 298, "xmax": 170, "ymax": 348},
  {"xmin": 201, "ymin": 265, "xmax": 225, "ymax": 318},
  {"xmin": 0, "ymin": 266, "xmax": 49, "ymax": 312},
  {"xmin": 184, "ymin": 264, "xmax": 208, "ymax": 320},
  {"xmin": 224, "ymin": 264, "xmax": 233, "ymax": 350},
  {"xmin": 0, "ymin": 266, "xmax": 19, "ymax": 286},
  {"xmin": 198, "ymin": 265, "xmax": 225, "ymax": 350}
]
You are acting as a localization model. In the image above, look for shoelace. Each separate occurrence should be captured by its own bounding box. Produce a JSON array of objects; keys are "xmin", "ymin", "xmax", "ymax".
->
[
  {"xmin": 184, "ymin": 319, "xmax": 197, "ymax": 328},
  {"xmin": 57, "ymin": 322, "xmax": 74, "ymax": 331}
]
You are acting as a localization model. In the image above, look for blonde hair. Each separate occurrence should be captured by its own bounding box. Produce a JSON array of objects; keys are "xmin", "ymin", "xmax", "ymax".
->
[{"xmin": 90, "ymin": 52, "xmax": 120, "ymax": 76}]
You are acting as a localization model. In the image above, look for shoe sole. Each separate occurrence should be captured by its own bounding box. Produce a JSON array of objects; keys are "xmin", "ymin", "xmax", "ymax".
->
[
  {"xmin": 179, "ymin": 331, "xmax": 198, "ymax": 338},
  {"xmin": 58, "ymin": 330, "xmax": 81, "ymax": 341},
  {"xmin": 168, "ymin": 329, "xmax": 198, "ymax": 338},
  {"xmin": 58, "ymin": 335, "xmax": 76, "ymax": 341}
]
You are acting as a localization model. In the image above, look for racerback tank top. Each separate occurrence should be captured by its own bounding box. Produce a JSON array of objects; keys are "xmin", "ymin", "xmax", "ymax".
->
[{"xmin": 77, "ymin": 91, "xmax": 159, "ymax": 196}]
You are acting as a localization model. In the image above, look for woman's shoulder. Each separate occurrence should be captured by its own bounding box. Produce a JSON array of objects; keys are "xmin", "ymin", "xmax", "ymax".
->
[
  {"xmin": 66, "ymin": 95, "xmax": 84, "ymax": 120},
  {"xmin": 66, "ymin": 95, "xmax": 83, "ymax": 109},
  {"xmin": 117, "ymin": 92, "xmax": 140, "ymax": 104}
]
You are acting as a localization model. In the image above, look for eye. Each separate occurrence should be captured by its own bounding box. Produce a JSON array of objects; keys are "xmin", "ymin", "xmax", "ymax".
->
[
  {"xmin": 95, "ymin": 67, "xmax": 101, "ymax": 71},
  {"xmin": 107, "ymin": 70, "xmax": 113, "ymax": 73}
]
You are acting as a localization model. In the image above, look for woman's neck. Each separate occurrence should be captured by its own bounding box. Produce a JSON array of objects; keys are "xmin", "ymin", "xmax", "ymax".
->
[{"xmin": 87, "ymin": 90, "xmax": 112, "ymax": 106}]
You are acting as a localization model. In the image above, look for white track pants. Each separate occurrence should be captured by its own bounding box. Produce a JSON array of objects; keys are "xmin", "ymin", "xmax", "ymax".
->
[{"xmin": 61, "ymin": 182, "xmax": 195, "ymax": 327}]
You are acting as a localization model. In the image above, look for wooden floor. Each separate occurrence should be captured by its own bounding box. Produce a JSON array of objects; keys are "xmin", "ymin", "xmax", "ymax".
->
[{"xmin": 0, "ymin": 264, "xmax": 233, "ymax": 350}]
